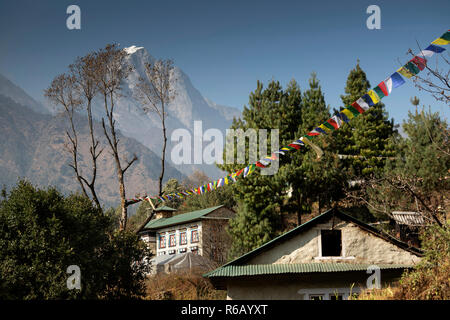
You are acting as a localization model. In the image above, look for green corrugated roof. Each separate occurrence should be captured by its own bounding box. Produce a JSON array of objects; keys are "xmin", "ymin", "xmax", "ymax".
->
[
  {"xmin": 154, "ymin": 205, "xmax": 177, "ymax": 212},
  {"xmin": 204, "ymin": 263, "xmax": 413, "ymax": 278},
  {"xmin": 143, "ymin": 205, "xmax": 224, "ymax": 230}
]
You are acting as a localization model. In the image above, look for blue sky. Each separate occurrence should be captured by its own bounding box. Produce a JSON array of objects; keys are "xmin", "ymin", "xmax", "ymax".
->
[{"xmin": 0, "ymin": 0, "xmax": 448, "ymax": 126}]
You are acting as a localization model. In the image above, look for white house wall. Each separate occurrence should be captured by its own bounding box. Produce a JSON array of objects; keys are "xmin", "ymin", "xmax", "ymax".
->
[
  {"xmin": 156, "ymin": 221, "xmax": 203, "ymax": 257},
  {"xmin": 246, "ymin": 217, "xmax": 421, "ymax": 265}
]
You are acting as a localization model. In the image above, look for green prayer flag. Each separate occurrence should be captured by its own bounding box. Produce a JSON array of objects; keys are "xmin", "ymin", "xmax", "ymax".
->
[
  {"xmin": 347, "ymin": 105, "xmax": 361, "ymax": 116},
  {"xmin": 373, "ymin": 86, "xmax": 385, "ymax": 99},
  {"xmin": 323, "ymin": 122, "xmax": 335, "ymax": 131},
  {"xmin": 404, "ymin": 61, "xmax": 420, "ymax": 75},
  {"xmin": 441, "ymin": 31, "xmax": 450, "ymax": 41}
]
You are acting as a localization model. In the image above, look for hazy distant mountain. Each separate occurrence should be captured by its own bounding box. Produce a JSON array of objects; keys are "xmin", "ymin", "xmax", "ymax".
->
[
  {"xmin": 0, "ymin": 93, "xmax": 185, "ymax": 208},
  {"xmin": 0, "ymin": 73, "xmax": 47, "ymax": 114}
]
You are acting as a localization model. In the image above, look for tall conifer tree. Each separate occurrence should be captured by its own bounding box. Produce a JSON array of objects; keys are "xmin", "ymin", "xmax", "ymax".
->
[
  {"xmin": 281, "ymin": 73, "xmax": 342, "ymax": 224},
  {"xmin": 334, "ymin": 62, "xmax": 396, "ymax": 177},
  {"xmin": 219, "ymin": 80, "xmax": 300, "ymax": 257}
]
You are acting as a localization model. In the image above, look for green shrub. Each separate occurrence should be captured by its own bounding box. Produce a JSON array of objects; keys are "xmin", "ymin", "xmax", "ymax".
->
[{"xmin": 0, "ymin": 180, "xmax": 151, "ymax": 299}]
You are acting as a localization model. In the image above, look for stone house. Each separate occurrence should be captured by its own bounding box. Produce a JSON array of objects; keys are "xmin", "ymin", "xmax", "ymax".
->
[
  {"xmin": 204, "ymin": 207, "xmax": 422, "ymax": 300},
  {"xmin": 138, "ymin": 205, "xmax": 235, "ymax": 265}
]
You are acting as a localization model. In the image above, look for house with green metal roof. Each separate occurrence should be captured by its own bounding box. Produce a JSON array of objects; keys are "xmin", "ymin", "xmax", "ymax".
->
[
  {"xmin": 204, "ymin": 207, "xmax": 422, "ymax": 300},
  {"xmin": 138, "ymin": 205, "xmax": 235, "ymax": 266}
]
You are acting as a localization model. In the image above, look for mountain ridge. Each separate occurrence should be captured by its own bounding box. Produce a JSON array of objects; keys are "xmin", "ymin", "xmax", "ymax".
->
[{"xmin": 0, "ymin": 93, "xmax": 185, "ymax": 209}]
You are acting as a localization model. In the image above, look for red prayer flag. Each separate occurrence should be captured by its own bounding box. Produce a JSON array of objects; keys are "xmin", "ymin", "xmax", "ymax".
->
[
  {"xmin": 411, "ymin": 56, "xmax": 427, "ymax": 71},
  {"xmin": 377, "ymin": 81, "xmax": 389, "ymax": 96},
  {"xmin": 256, "ymin": 161, "xmax": 266, "ymax": 168},
  {"xmin": 288, "ymin": 143, "xmax": 301, "ymax": 150},
  {"xmin": 351, "ymin": 102, "xmax": 365, "ymax": 114},
  {"xmin": 327, "ymin": 118, "xmax": 339, "ymax": 129}
]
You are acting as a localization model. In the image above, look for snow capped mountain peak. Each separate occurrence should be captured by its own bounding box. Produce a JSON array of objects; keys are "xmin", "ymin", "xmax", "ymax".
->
[
  {"xmin": 94, "ymin": 45, "xmax": 241, "ymax": 178},
  {"xmin": 123, "ymin": 45, "xmax": 144, "ymax": 55}
]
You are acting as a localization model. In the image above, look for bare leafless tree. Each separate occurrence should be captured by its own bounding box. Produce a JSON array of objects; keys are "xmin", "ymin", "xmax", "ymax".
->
[
  {"xmin": 45, "ymin": 74, "xmax": 89, "ymax": 199},
  {"xmin": 70, "ymin": 53, "xmax": 103, "ymax": 209},
  {"xmin": 45, "ymin": 54, "xmax": 103, "ymax": 210},
  {"xmin": 342, "ymin": 175, "xmax": 446, "ymax": 228},
  {"xmin": 96, "ymin": 43, "xmax": 137, "ymax": 230},
  {"xmin": 408, "ymin": 44, "xmax": 450, "ymax": 104},
  {"xmin": 135, "ymin": 59, "xmax": 176, "ymax": 196},
  {"xmin": 201, "ymin": 219, "xmax": 233, "ymax": 269}
]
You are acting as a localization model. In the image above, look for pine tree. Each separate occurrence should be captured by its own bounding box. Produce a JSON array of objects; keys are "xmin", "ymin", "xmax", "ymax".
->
[
  {"xmin": 219, "ymin": 80, "xmax": 298, "ymax": 257},
  {"xmin": 334, "ymin": 62, "xmax": 396, "ymax": 178},
  {"xmin": 220, "ymin": 75, "xmax": 343, "ymax": 257},
  {"xmin": 398, "ymin": 106, "xmax": 449, "ymax": 192},
  {"xmin": 281, "ymin": 73, "xmax": 342, "ymax": 224}
]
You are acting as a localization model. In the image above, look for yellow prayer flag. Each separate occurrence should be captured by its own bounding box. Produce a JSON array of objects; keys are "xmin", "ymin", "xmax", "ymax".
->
[
  {"xmin": 367, "ymin": 90, "xmax": 380, "ymax": 104},
  {"xmin": 431, "ymin": 38, "xmax": 450, "ymax": 45},
  {"xmin": 319, "ymin": 124, "xmax": 332, "ymax": 133},
  {"xmin": 341, "ymin": 108, "xmax": 354, "ymax": 119},
  {"xmin": 397, "ymin": 66, "xmax": 414, "ymax": 79}
]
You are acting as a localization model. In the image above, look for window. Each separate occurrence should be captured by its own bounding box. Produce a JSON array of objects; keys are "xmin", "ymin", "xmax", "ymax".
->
[
  {"xmin": 159, "ymin": 234, "xmax": 166, "ymax": 249},
  {"xmin": 191, "ymin": 229, "xmax": 199, "ymax": 243},
  {"xmin": 310, "ymin": 294, "xmax": 324, "ymax": 300},
  {"xmin": 169, "ymin": 233, "xmax": 176, "ymax": 247},
  {"xmin": 179, "ymin": 248, "xmax": 187, "ymax": 253},
  {"xmin": 190, "ymin": 246, "xmax": 198, "ymax": 254},
  {"xmin": 321, "ymin": 229, "xmax": 342, "ymax": 257},
  {"xmin": 180, "ymin": 231, "xmax": 187, "ymax": 245}
]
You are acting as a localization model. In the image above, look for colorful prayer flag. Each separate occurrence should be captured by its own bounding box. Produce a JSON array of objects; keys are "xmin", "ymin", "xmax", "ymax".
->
[
  {"xmin": 331, "ymin": 115, "xmax": 343, "ymax": 128},
  {"xmin": 288, "ymin": 143, "xmax": 302, "ymax": 150},
  {"xmin": 248, "ymin": 164, "xmax": 256, "ymax": 176},
  {"xmin": 372, "ymin": 85, "xmax": 385, "ymax": 99},
  {"xmin": 367, "ymin": 90, "xmax": 380, "ymax": 104},
  {"xmin": 418, "ymin": 44, "xmax": 446, "ymax": 58},
  {"xmin": 338, "ymin": 111, "xmax": 350, "ymax": 123},
  {"xmin": 361, "ymin": 94, "xmax": 375, "ymax": 107},
  {"xmin": 315, "ymin": 127, "xmax": 328, "ymax": 135},
  {"xmin": 397, "ymin": 66, "xmax": 414, "ymax": 78},
  {"xmin": 307, "ymin": 129, "xmax": 321, "ymax": 137},
  {"xmin": 376, "ymin": 81, "xmax": 389, "ymax": 96},
  {"xmin": 319, "ymin": 123, "xmax": 333, "ymax": 133},
  {"xmin": 431, "ymin": 31, "xmax": 450, "ymax": 45},
  {"xmin": 341, "ymin": 108, "xmax": 355, "ymax": 120},
  {"xmin": 256, "ymin": 161, "xmax": 266, "ymax": 168},
  {"xmin": 351, "ymin": 101, "xmax": 365, "ymax": 113},
  {"xmin": 384, "ymin": 72, "xmax": 405, "ymax": 93},
  {"xmin": 404, "ymin": 61, "xmax": 420, "ymax": 75},
  {"xmin": 410, "ymin": 56, "xmax": 427, "ymax": 71}
]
